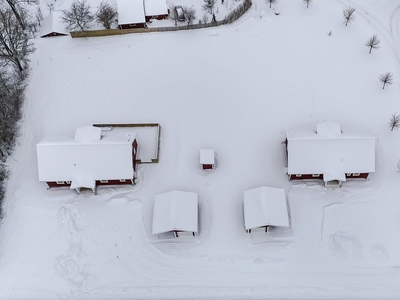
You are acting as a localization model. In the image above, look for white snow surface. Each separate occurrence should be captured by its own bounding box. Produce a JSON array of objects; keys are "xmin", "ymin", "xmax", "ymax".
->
[
  {"xmin": 152, "ymin": 190, "xmax": 198, "ymax": 235},
  {"xmin": 243, "ymin": 186, "xmax": 289, "ymax": 230},
  {"xmin": 1, "ymin": 0, "xmax": 400, "ymax": 299}
]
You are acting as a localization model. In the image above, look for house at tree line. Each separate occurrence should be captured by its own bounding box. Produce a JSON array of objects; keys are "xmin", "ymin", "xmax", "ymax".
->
[{"xmin": 36, "ymin": 125, "xmax": 138, "ymax": 193}]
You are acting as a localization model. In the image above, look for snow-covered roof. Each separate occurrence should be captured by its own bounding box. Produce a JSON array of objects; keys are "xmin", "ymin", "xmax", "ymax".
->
[
  {"xmin": 152, "ymin": 190, "xmax": 198, "ymax": 235},
  {"xmin": 37, "ymin": 126, "xmax": 137, "ymax": 184},
  {"xmin": 285, "ymin": 122, "xmax": 375, "ymax": 176},
  {"xmin": 40, "ymin": 11, "xmax": 68, "ymax": 37},
  {"xmin": 74, "ymin": 125, "xmax": 101, "ymax": 143},
  {"xmin": 117, "ymin": 0, "xmax": 146, "ymax": 25},
  {"xmin": 200, "ymin": 149, "xmax": 214, "ymax": 165},
  {"xmin": 243, "ymin": 186, "xmax": 289, "ymax": 230},
  {"xmin": 144, "ymin": 0, "xmax": 168, "ymax": 17},
  {"xmin": 316, "ymin": 121, "xmax": 341, "ymax": 137}
]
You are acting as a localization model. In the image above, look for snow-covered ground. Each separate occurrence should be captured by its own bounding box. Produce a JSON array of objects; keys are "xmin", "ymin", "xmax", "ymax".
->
[{"xmin": 1, "ymin": 0, "xmax": 400, "ymax": 299}]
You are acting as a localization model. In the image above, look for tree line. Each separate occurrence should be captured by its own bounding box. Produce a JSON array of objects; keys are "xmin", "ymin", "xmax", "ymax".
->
[{"xmin": 0, "ymin": 0, "xmax": 36, "ymax": 215}]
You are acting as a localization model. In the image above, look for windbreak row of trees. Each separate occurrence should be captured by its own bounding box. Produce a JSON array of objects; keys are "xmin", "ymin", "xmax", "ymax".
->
[{"xmin": 0, "ymin": 0, "xmax": 36, "ymax": 215}]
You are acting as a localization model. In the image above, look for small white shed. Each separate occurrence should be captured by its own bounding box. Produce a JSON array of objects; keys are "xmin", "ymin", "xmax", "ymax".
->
[
  {"xmin": 152, "ymin": 190, "xmax": 198, "ymax": 237},
  {"xmin": 243, "ymin": 186, "xmax": 289, "ymax": 233},
  {"xmin": 40, "ymin": 11, "xmax": 68, "ymax": 37},
  {"xmin": 200, "ymin": 149, "xmax": 215, "ymax": 170}
]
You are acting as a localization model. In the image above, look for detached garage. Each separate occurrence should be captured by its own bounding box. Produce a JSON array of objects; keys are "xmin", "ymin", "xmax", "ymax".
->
[
  {"xmin": 152, "ymin": 190, "xmax": 198, "ymax": 238},
  {"xmin": 243, "ymin": 186, "xmax": 289, "ymax": 233}
]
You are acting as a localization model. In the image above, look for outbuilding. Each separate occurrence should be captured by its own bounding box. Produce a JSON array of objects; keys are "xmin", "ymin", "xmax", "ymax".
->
[
  {"xmin": 144, "ymin": 0, "xmax": 169, "ymax": 21},
  {"xmin": 200, "ymin": 149, "xmax": 215, "ymax": 170},
  {"xmin": 284, "ymin": 121, "xmax": 375, "ymax": 187},
  {"xmin": 40, "ymin": 11, "xmax": 68, "ymax": 37},
  {"xmin": 152, "ymin": 190, "xmax": 198, "ymax": 238},
  {"xmin": 243, "ymin": 186, "xmax": 289, "ymax": 233},
  {"xmin": 36, "ymin": 125, "xmax": 138, "ymax": 193},
  {"xmin": 117, "ymin": 0, "xmax": 146, "ymax": 29}
]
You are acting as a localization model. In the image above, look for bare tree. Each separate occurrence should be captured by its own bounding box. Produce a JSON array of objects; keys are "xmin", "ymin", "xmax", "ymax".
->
[
  {"xmin": 62, "ymin": 0, "xmax": 94, "ymax": 33},
  {"xmin": 96, "ymin": 2, "xmax": 117, "ymax": 29},
  {"xmin": 0, "ymin": 7, "xmax": 34, "ymax": 72},
  {"xmin": 343, "ymin": 7, "xmax": 356, "ymax": 26},
  {"xmin": 202, "ymin": 0, "xmax": 216, "ymax": 15},
  {"xmin": 389, "ymin": 114, "xmax": 400, "ymax": 131},
  {"xmin": 379, "ymin": 72, "xmax": 393, "ymax": 89},
  {"xmin": 366, "ymin": 34, "xmax": 380, "ymax": 53},
  {"xmin": 183, "ymin": 6, "xmax": 196, "ymax": 26},
  {"xmin": 266, "ymin": 0, "xmax": 277, "ymax": 8},
  {"xmin": 4, "ymin": 0, "xmax": 38, "ymax": 30},
  {"xmin": 304, "ymin": 0, "xmax": 312, "ymax": 8}
]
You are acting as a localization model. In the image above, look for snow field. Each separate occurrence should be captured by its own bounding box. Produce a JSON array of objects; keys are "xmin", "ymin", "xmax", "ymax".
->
[{"xmin": 1, "ymin": 0, "xmax": 400, "ymax": 299}]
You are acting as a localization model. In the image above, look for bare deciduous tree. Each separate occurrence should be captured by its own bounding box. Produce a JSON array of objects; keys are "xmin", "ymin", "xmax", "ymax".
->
[
  {"xmin": 379, "ymin": 72, "xmax": 393, "ymax": 89},
  {"xmin": 62, "ymin": 0, "xmax": 94, "ymax": 33},
  {"xmin": 0, "ymin": 7, "xmax": 34, "ymax": 72},
  {"xmin": 389, "ymin": 114, "xmax": 400, "ymax": 131},
  {"xmin": 266, "ymin": 0, "xmax": 277, "ymax": 8},
  {"xmin": 183, "ymin": 6, "xmax": 196, "ymax": 26},
  {"xmin": 4, "ymin": 0, "xmax": 38, "ymax": 30},
  {"xmin": 304, "ymin": 0, "xmax": 312, "ymax": 8},
  {"xmin": 343, "ymin": 7, "xmax": 356, "ymax": 26},
  {"xmin": 96, "ymin": 1, "xmax": 117, "ymax": 29},
  {"xmin": 202, "ymin": 0, "xmax": 216, "ymax": 15},
  {"xmin": 366, "ymin": 34, "xmax": 380, "ymax": 53}
]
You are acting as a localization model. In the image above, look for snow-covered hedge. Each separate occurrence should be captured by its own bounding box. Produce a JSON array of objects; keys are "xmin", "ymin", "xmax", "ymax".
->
[{"xmin": 223, "ymin": 0, "xmax": 251, "ymax": 24}]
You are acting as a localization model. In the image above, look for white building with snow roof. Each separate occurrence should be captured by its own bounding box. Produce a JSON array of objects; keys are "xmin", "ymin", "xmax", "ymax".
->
[
  {"xmin": 243, "ymin": 186, "xmax": 289, "ymax": 233},
  {"xmin": 144, "ymin": 0, "xmax": 169, "ymax": 21},
  {"xmin": 152, "ymin": 190, "xmax": 198, "ymax": 238},
  {"xmin": 36, "ymin": 125, "xmax": 138, "ymax": 193},
  {"xmin": 117, "ymin": 0, "xmax": 146, "ymax": 29},
  {"xmin": 40, "ymin": 11, "xmax": 68, "ymax": 38},
  {"xmin": 284, "ymin": 121, "xmax": 375, "ymax": 187},
  {"xmin": 200, "ymin": 149, "xmax": 215, "ymax": 170}
]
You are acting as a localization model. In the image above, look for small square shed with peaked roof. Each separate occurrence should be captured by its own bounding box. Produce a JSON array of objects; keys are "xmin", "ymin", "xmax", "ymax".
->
[
  {"xmin": 152, "ymin": 190, "xmax": 198, "ymax": 237},
  {"xmin": 40, "ymin": 11, "xmax": 68, "ymax": 37},
  {"xmin": 200, "ymin": 149, "xmax": 215, "ymax": 170},
  {"xmin": 243, "ymin": 186, "xmax": 289, "ymax": 233}
]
